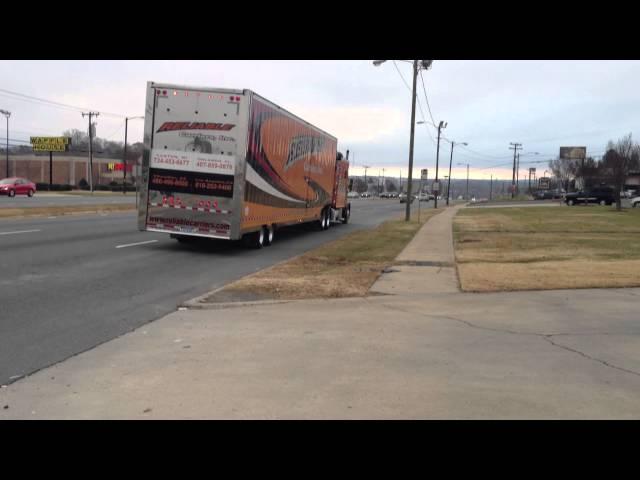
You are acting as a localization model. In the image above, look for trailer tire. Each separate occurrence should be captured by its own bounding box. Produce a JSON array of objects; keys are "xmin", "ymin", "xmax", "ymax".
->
[
  {"xmin": 264, "ymin": 225, "xmax": 274, "ymax": 246},
  {"xmin": 325, "ymin": 208, "xmax": 332, "ymax": 229},
  {"xmin": 342, "ymin": 205, "xmax": 350, "ymax": 224},
  {"xmin": 317, "ymin": 208, "xmax": 327, "ymax": 231},
  {"xmin": 171, "ymin": 234, "xmax": 194, "ymax": 244},
  {"xmin": 243, "ymin": 229, "xmax": 264, "ymax": 249}
]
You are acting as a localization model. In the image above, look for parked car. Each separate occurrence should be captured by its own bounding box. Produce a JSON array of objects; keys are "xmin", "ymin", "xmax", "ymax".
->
[
  {"xmin": 622, "ymin": 189, "xmax": 636, "ymax": 199},
  {"xmin": 631, "ymin": 196, "xmax": 640, "ymax": 208},
  {"xmin": 347, "ymin": 191, "xmax": 360, "ymax": 199},
  {"xmin": 564, "ymin": 187, "xmax": 615, "ymax": 206},
  {"xmin": 416, "ymin": 193, "xmax": 431, "ymax": 202},
  {"xmin": 399, "ymin": 193, "xmax": 414, "ymax": 204},
  {"xmin": 535, "ymin": 190, "xmax": 555, "ymax": 200},
  {"xmin": 0, "ymin": 177, "xmax": 37, "ymax": 197},
  {"xmin": 360, "ymin": 192, "xmax": 371, "ymax": 198}
]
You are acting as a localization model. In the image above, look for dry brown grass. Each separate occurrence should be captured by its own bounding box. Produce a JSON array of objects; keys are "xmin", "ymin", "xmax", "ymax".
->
[
  {"xmin": 458, "ymin": 260, "xmax": 640, "ymax": 292},
  {"xmin": 454, "ymin": 206, "xmax": 640, "ymax": 291},
  {"xmin": 209, "ymin": 209, "xmax": 443, "ymax": 302},
  {"xmin": 0, "ymin": 204, "xmax": 135, "ymax": 219}
]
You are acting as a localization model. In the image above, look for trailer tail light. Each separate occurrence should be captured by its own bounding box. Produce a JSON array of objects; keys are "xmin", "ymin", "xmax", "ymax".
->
[{"xmin": 173, "ymin": 91, "xmax": 178, "ymax": 96}]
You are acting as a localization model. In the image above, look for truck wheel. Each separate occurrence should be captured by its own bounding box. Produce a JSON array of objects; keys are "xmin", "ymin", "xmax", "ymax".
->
[
  {"xmin": 171, "ymin": 234, "xmax": 194, "ymax": 244},
  {"xmin": 567, "ymin": 199, "xmax": 574, "ymax": 206},
  {"xmin": 264, "ymin": 225, "xmax": 274, "ymax": 246},
  {"xmin": 243, "ymin": 229, "xmax": 264, "ymax": 249},
  {"xmin": 325, "ymin": 208, "xmax": 332, "ymax": 229},
  {"xmin": 342, "ymin": 205, "xmax": 350, "ymax": 224},
  {"xmin": 599, "ymin": 200, "xmax": 606, "ymax": 206},
  {"xmin": 318, "ymin": 208, "xmax": 327, "ymax": 231}
]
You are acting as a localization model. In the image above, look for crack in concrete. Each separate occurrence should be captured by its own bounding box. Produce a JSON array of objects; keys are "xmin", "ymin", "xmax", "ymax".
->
[
  {"xmin": 542, "ymin": 336, "xmax": 640, "ymax": 378},
  {"xmin": 372, "ymin": 300, "xmax": 640, "ymax": 379}
]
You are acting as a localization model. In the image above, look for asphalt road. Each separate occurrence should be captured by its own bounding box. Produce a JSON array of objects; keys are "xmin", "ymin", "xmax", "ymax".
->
[
  {"xmin": 0, "ymin": 198, "xmax": 429, "ymax": 385},
  {"xmin": 1, "ymin": 193, "xmax": 136, "ymax": 208}
]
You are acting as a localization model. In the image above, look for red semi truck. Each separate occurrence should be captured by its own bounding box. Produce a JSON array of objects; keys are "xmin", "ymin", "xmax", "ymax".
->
[{"xmin": 138, "ymin": 82, "xmax": 351, "ymax": 248}]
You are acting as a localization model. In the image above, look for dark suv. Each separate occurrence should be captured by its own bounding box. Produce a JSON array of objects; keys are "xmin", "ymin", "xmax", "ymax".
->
[{"xmin": 564, "ymin": 187, "xmax": 615, "ymax": 206}]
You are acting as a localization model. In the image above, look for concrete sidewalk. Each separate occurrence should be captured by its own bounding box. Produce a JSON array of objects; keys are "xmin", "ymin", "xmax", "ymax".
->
[{"xmin": 2, "ymin": 206, "xmax": 639, "ymax": 419}]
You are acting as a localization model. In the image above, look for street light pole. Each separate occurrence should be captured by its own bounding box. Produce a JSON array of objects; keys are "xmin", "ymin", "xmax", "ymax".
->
[
  {"xmin": 373, "ymin": 59, "xmax": 433, "ymax": 221},
  {"xmin": 0, "ymin": 109, "xmax": 10, "ymax": 178},
  {"xmin": 433, "ymin": 120, "xmax": 447, "ymax": 209},
  {"xmin": 466, "ymin": 163, "xmax": 470, "ymax": 200},
  {"xmin": 445, "ymin": 140, "xmax": 467, "ymax": 206}
]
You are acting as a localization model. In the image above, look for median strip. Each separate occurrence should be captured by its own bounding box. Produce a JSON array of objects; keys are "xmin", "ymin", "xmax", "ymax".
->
[{"xmin": 0, "ymin": 204, "xmax": 135, "ymax": 219}]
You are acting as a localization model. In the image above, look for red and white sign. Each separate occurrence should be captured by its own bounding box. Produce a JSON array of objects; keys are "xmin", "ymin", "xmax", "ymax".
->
[{"xmin": 150, "ymin": 149, "xmax": 235, "ymax": 176}]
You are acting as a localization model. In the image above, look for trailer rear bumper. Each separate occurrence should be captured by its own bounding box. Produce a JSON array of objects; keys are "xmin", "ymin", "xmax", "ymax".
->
[{"xmin": 145, "ymin": 226, "xmax": 233, "ymax": 240}]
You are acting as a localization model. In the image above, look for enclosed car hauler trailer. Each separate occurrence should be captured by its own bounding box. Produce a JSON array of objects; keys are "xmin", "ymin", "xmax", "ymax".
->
[{"xmin": 138, "ymin": 82, "xmax": 351, "ymax": 248}]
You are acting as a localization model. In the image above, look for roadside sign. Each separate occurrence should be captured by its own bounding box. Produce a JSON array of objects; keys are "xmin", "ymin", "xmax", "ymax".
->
[
  {"xmin": 30, "ymin": 136, "xmax": 71, "ymax": 152},
  {"xmin": 432, "ymin": 181, "xmax": 440, "ymax": 192},
  {"xmin": 421, "ymin": 169, "xmax": 428, "ymax": 180},
  {"xmin": 560, "ymin": 146, "xmax": 586, "ymax": 160},
  {"xmin": 539, "ymin": 177, "xmax": 550, "ymax": 189}
]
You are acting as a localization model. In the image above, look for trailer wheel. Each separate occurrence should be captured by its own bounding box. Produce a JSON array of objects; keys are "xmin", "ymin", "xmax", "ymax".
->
[
  {"xmin": 342, "ymin": 205, "xmax": 350, "ymax": 224},
  {"xmin": 324, "ymin": 208, "xmax": 332, "ymax": 229},
  {"xmin": 243, "ymin": 229, "xmax": 264, "ymax": 249},
  {"xmin": 317, "ymin": 208, "xmax": 327, "ymax": 231},
  {"xmin": 264, "ymin": 225, "xmax": 274, "ymax": 246}
]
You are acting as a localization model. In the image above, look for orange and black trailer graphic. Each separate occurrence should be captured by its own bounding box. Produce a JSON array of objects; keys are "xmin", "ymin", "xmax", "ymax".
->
[{"xmin": 242, "ymin": 96, "xmax": 337, "ymax": 230}]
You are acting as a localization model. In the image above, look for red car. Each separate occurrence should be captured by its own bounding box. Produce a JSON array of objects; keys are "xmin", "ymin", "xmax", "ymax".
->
[{"xmin": 0, "ymin": 177, "xmax": 37, "ymax": 197}]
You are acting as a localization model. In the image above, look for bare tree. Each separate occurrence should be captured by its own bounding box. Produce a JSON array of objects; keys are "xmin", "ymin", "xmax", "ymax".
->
[
  {"xmin": 601, "ymin": 133, "xmax": 640, "ymax": 211},
  {"xmin": 549, "ymin": 157, "xmax": 577, "ymax": 191}
]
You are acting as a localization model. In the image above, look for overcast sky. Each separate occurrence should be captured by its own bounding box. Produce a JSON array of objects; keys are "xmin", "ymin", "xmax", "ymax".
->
[{"xmin": 1, "ymin": 60, "xmax": 639, "ymax": 180}]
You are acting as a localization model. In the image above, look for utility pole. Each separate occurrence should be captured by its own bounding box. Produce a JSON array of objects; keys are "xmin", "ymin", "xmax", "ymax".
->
[
  {"xmin": 509, "ymin": 142, "xmax": 523, "ymax": 198},
  {"xmin": 466, "ymin": 164, "xmax": 470, "ymax": 200},
  {"xmin": 123, "ymin": 117, "xmax": 129, "ymax": 194},
  {"xmin": 382, "ymin": 168, "xmax": 385, "ymax": 193},
  {"xmin": 404, "ymin": 60, "xmax": 419, "ymax": 220},
  {"xmin": 490, "ymin": 175, "xmax": 493, "ymax": 201},
  {"xmin": 399, "ymin": 169, "xmax": 402, "ymax": 192},
  {"xmin": 82, "ymin": 112, "xmax": 99, "ymax": 193},
  {"xmin": 0, "ymin": 109, "xmax": 10, "ymax": 178},
  {"xmin": 434, "ymin": 120, "xmax": 447, "ymax": 209},
  {"xmin": 516, "ymin": 152, "xmax": 520, "ymax": 195},
  {"xmin": 363, "ymin": 165, "xmax": 370, "ymax": 194}
]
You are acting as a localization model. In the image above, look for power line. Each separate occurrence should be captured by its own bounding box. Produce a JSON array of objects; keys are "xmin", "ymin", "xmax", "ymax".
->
[
  {"xmin": 392, "ymin": 61, "xmax": 436, "ymax": 145},
  {"xmin": 418, "ymin": 70, "xmax": 437, "ymax": 127},
  {"xmin": 0, "ymin": 87, "xmax": 126, "ymax": 118}
]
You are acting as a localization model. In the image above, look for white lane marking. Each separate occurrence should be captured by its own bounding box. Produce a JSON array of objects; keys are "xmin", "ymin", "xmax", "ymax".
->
[
  {"xmin": 0, "ymin": 229, "xmax": 41, "ymax": 236},
  {"xmin": 115, "ymin": 240, "xmax": 159, "ymax": 249},
  {"xmin": 48, "ymin": 216, "xmax": 57, "ymax": 219}
]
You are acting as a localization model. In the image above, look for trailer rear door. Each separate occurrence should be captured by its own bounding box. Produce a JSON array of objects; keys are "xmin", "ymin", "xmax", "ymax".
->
[{"xmin": 142, "ymin": 84, "xmax": 249, "ymax": 239}]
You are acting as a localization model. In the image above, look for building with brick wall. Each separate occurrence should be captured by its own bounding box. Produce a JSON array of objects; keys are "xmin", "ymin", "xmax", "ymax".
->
[{"xmin": 1, "ymin": 153, "xmax": 141, "ymax": 186}]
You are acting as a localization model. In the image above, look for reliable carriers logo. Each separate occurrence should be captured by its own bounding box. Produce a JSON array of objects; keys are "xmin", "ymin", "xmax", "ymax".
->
[
  {"xmin": 157, "ymin": 122, "xmax": 235, "ymax": 133},
  {"xmin": 284, "ymin": 135, "xmax": 326, "ymax": 171}
]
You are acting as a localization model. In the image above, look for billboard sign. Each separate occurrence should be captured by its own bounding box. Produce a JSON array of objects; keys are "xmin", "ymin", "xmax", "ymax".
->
[
  {"xmin": 30, "ymin": 136, "xmax": 71, "ymax": 152},
  {"xmin": 560, "ymin": 146, "xmax": 586, "ymax": 160},
  {"xmin": 421, "ymin": 169, "xmax": 428, "ymax": 180},
  {"xmin": 539, "ymin": 177, "xmax": 550, "ymax": 190}
]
